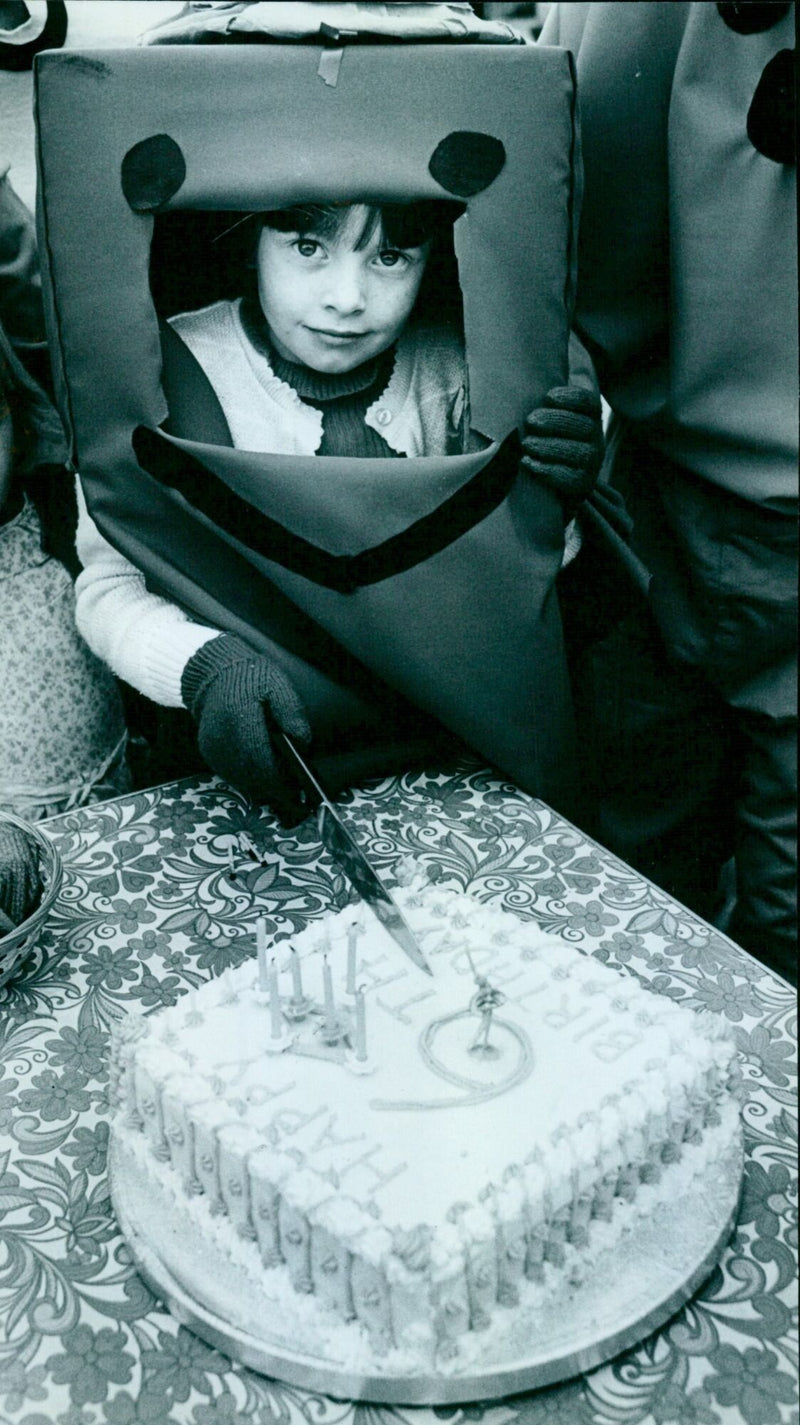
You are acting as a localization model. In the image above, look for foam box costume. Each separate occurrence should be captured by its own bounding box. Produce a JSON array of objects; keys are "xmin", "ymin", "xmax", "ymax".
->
[{"xmin": 34, "ymin": 33, "xmax": 582, "ymax": 808}]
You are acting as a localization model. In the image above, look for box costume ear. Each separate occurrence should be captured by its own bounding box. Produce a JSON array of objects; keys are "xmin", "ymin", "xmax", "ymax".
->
[
  {"xmin": 35, "ymin": 38, "xmax": 582, "ymax": 810},
  {"xmin": 120, "ymin": 134, "xmax": 187, "ymax": 212},
  {"xmin": 427, "ymin": 131, "xmax": 507, "ymax": 197}
]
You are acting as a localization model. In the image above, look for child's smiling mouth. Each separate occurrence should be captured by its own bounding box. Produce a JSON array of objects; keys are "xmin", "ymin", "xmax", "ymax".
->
[{"xmin": 308, "ymin": 328, "xmax": 369, "ymax": 341}]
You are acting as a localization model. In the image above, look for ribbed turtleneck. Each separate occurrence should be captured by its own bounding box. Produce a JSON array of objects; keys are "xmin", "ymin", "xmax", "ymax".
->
[{"xmin": 240, "ymin": 299, "xmax": 399, "ymax": 458}]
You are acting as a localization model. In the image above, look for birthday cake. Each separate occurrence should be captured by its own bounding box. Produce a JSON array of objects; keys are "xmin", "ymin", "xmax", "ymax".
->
[{"xmin": 108, "ymin": 877, "xmax": 741, "ymax": 1379}]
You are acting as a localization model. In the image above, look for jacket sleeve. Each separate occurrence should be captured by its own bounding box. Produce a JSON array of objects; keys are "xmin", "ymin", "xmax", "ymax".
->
[
  {"xmin": 73, "ymin": 479, "xmax": 219, "ymax": 707},
  {"xmin": 0, "ymin": 165, "xmax": 45, "ymax": 353}
]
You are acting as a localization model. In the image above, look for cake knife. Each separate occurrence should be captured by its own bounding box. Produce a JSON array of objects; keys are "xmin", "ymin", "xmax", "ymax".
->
[{"xmin": 279, "ymin": 733, "xmax": 433, "ymax": 976}]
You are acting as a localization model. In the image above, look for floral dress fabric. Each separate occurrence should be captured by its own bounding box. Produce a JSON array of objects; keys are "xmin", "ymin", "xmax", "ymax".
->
[{"xmin": 0, "ymin": 495, "xmax": 129, "ymax": 820}]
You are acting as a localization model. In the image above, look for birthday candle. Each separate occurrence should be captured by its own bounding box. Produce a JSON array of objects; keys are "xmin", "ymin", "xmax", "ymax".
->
[
  {"xmin": 346, "ymin": 923, "xmax": 358, "ymax": 996},
  {"xmin": 323, "ymin": 955, "xmax": 336, "ymax": 1033},
  {"xmin": 269, "ymin": 958, "xmax": 282, "ymax": 1040},
  {"xmin": 290, "ymin": 946, "xmax": 303, "ymax": 1000},
  {"xmin": 256, "ymin": 918, "xmax": 268, "ymax": 992},
  {"xmin": 355, "ymin": 987, "xmax": 367, "ymax": 1062}
]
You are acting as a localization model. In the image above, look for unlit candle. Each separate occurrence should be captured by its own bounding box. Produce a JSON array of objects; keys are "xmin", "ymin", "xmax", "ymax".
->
[
  {"xmin": 323, "ymin": 955, "xmax": 336, "ymax": 1033},
  {"xmin": 256, "ymin": 918, "xmax": 268, "ymax": 992},
  {"xmin": 355, "ymin": 986, "xmax": 367, "ymax": 1062},
  {"xmin": 268, "ymin": 957, "xmax": 282, "ymax": 1039},
  {"xmin": 346, "ymin": 923, "xmax": 359, "ymax": 995},
  {"xmin": 290, "ymin": 946, "xmax": 303, "ymax": 1000}
]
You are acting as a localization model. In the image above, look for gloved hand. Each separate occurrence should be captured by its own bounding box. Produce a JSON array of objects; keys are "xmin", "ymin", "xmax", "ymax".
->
[
  {"xmin": 181, "ymin": 635, "xmax": 311, "ymax": 820},
  {"xmin": 0, "ymin": 820, "xmax": 42, "ymax": 931},
  {"xmin": 520, "ymin": 385, "xmax": 604, "ymax": 520}
]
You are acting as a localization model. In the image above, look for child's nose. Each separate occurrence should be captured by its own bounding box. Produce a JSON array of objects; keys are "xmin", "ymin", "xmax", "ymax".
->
[{"xmin": 324, "ymin": 257, "xmax": 367, "ymax": 315}]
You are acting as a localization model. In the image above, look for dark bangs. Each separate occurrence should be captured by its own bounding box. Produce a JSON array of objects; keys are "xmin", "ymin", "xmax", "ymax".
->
[{"xmin": 260, "ymin": 199, "xmax": 463, "ymax": 251}]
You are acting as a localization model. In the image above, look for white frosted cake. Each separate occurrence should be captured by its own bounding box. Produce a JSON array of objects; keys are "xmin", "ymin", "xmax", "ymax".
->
[{"xmin": 108, "ymin": 877, "xmax": 741, "ymax": 1378}]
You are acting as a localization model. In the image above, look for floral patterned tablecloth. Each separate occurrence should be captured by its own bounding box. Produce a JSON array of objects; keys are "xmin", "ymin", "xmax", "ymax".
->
[{"xmin": 0, "ymin": 763, "xmax": 796, "ymax": 1425}]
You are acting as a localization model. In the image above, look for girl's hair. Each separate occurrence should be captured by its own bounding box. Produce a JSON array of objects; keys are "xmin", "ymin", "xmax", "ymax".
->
[{"xmin": 259, "ymin": 199, "xmax": 462, "ymax": 253}]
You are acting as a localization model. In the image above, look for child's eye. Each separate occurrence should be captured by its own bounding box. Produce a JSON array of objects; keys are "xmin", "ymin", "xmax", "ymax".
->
[
  {"xmin": 294, "ymin": 238, "xmax": 322, "ymax": 258},
  {"xmin": 376, "ymin": 248, "xmax": 409, "ymax": 269}
]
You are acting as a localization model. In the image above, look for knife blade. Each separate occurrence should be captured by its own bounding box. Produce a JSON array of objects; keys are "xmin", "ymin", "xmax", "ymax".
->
[{"xmin": 279, "ymin": 734, "xmax": 433, "ymax": 976}]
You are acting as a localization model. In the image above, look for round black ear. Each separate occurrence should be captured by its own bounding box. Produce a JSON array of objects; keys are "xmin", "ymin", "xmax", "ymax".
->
[
  {"xmin": 121, "ymin": 134, "xmax": 187, "ymax": 212},
  {"xmin": 428, "ymin": 131, "xmax": 506, "ymax": 198},
  {"xmin": 747, "ymin": 49, "xmax": 796, "ymax": 164},
  {"xmin": 717, "ymin": 2, "xmax": 790, "ymax": 34}
]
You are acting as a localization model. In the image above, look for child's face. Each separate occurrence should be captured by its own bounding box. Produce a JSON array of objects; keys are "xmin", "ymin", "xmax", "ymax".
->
[{"xmin": 256, "ymin": 206, "xmax": 430, "ymax": 374}]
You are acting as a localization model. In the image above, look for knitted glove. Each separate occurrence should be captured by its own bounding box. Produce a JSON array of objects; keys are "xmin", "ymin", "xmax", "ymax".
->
[
  {"xmin": 520, "ymin": 386, "xmax": 604, "ymax": 519},
  {"xmin": 0, "ymin": 821, "xmax": 43, "ymax": 931},
  {"xmin": 181, "ymin": 635, "xmax": 311, "ymax": 820}
]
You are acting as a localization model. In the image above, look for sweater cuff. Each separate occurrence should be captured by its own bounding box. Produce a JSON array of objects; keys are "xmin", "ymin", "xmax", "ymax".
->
[
  {"xmin": 148, "ymin": 626, "xmax": 220, "ymax": 708},
  {"xmin": 180, "ymin": 632, "xmax": 252, "ymax": 710}
]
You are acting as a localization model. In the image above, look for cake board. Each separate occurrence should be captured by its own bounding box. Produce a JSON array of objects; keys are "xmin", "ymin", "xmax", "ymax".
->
[{"xmin": 109, "ymin": 1135, "xmax": 743, "ymax": 1406}]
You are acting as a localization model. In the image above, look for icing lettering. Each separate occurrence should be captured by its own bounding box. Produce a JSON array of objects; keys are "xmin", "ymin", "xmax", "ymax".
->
[
  {"xmin": 245, "ymin": 1080, "xmax": 295, "ymax": 1108},
  {"xmin": 451, "ymin": 946, "xmax": 495, "ymax": 978},
  {"xmin": 592, "ymin": 1030, "xmax": 640, "ymax": 1062},
  {"xmin": 268, "ymin": 1105, "xmax": 327, "ymax": 1141},
  {"xmin": 573, "ymin": 1014, "xmax": 611, "ymax": 1043},
  {"xmin": 511, "ymin": 980, "xmax": 549, "ymax": 1009},
  {"xmin": 312, "ymin": 1112, "xmax": 368, "ymax": 1154},
  {"xmin": 355, "ymin": 950, "xmax": 388, "ymax": 975},
  {"xmin": 336, "ymin": 1145, "xmax": 408, "ymax": 1195},
  {"xmin": 489, "ymin": 965, "xmax": 527, "ymax": 991},
  {"xmin": 369, "ymin": 1161, "xmax": 408, "ymax": 1196},
  {"xmin": 543, "ymin": 994, "xmax": 591, "ymax": 1031},
  {"xmin": 429, "ymin": 935, "xmax": 470, "ymax": 960},
  {"xmin": 376, "ymin": 989, "xmax": 437, "ymax": 1025},
  {"xmin": 357, "ymin": 957, "xmax": 408, "ymax": 993}
]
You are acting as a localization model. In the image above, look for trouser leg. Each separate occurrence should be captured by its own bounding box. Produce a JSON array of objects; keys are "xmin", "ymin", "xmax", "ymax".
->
[
  {"xmin": 728, "ymin": 708, "xmax": 797, "ymax": 984},
  {"xmin": 609, "ymin": 438, "xmax": 797, "ymax": 970},
  {"xmin": 566, "ymin": 593, "xmax": 736, "ymax": 925}
]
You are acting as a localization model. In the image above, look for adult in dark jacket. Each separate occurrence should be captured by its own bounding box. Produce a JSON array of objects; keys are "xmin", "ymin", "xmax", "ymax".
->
[{"xmin": 541, "ymin": 1, "xmax": 797, "ymax": 980}]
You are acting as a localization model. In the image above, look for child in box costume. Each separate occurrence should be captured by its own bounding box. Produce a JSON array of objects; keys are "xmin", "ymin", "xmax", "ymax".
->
[{"xmin": 34, "ymin": 2, "xmax": 599, "ymax": 816}]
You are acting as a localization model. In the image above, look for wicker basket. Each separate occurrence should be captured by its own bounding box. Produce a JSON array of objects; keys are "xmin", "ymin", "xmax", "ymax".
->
[{"xmin": 0, "ymin": 810, "xmax": 64, "ymax": 990}]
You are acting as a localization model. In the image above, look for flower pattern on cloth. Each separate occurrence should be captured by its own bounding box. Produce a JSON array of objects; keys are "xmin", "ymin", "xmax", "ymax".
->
[{"xmin": 0, "ymin": 495, "xmax": 128, "ymax": 819}]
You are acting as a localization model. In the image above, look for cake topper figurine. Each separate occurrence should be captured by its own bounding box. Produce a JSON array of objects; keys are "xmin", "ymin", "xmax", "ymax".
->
[{"xmin": 466, "ymin": 951, "xmax": 506, "ymax": 1060}]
